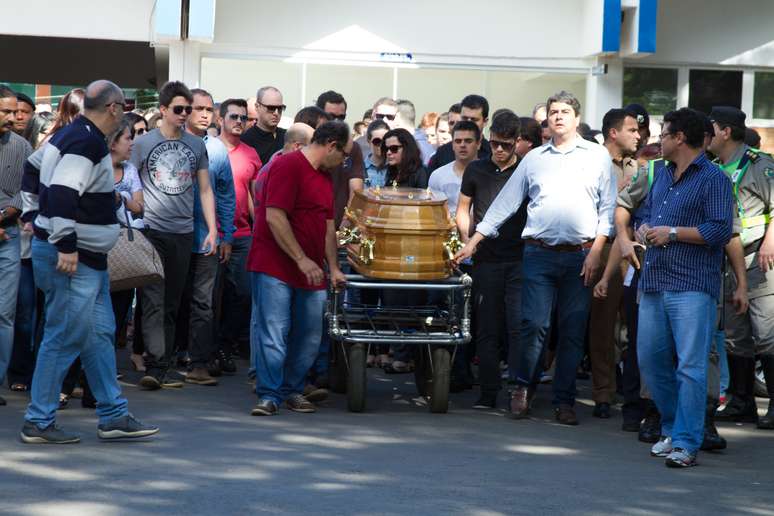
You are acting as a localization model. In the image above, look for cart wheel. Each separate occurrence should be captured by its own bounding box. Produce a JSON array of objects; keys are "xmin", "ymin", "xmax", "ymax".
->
[
  {"xmin": 429, "ymin": 347, "xmax": 451, "ymax": 414},
  {"xmin": 414, "ymin": 346, "xmax": 431, "ymax": 397},
  {"xmin": 347, "ymin": 343, "xmax": 367, "ymax": 412},
  {"xmin": 329, "ymin": 341, "xmax": 347, "ymax": 394}
]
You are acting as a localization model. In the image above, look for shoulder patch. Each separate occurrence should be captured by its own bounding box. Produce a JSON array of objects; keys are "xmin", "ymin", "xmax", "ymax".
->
[
  {"xmin": 764, "ymin": 167, "xmax": 774, "ymax": 179},
  {"xmin": 746, "ymin": 149, "xmax": 761, "ymax": 163}
]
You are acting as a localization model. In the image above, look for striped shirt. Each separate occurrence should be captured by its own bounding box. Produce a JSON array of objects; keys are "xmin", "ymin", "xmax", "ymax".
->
[
  {"xmin": 22, "ymin": 116, "xmax": 119, "ymax": 270},
  {"xmin": 0, "ymin": 130, "xmax": 32, "ymax": 213},
  {"xmin": 639, "ymin": 152, "xmax": 733, "ymax": 299}
]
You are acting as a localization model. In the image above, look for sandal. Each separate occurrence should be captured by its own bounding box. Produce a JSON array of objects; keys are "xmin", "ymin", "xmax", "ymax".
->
[{"xmin": 10, "ymin": 383, "xmax": 28, "ymax": 392}]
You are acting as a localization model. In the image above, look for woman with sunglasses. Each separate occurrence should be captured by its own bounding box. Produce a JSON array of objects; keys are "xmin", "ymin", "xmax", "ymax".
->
[
  {"xmin": 363, "ymin": 120, "xmax": 389, "ymax": 188},
  {"xmin": 125, "ymin": 112, "xmax": 149, "ymax": 140}
]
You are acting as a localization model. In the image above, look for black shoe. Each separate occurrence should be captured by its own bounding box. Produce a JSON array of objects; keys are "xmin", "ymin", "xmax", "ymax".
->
[
  {"xmin": 473, "ymin": 394, "xmax": 497, "ymax": 409},
  {"xmin": 701, "ymin": 399, "xmax": 727, "ymax": 451},
  {"xmin": 207, "ymin": 359, "xmax": 223, "ymax": 378},
  {"xmin": 313, "ymin": 374, "xmax": 329, "ymax": 390},
  {"xmin": 757, "ymin": 355, "xmax": 774, "ymax": 430},
  {"xmin": 216, "ymin": 349, "xmax": 237, "ymax": 375},
  {"xmin": 639, "ymin": 410, "xmax": 661, "ymax": 443},
  {"xmin": 716, "ymin": 395, "xmax": 758, "ymax": 423},
  {"xmin": 718, "ymin": 355, "xmax": 758, "ymax": 423},
  {"xmin": 176, "ymin": 353, "xmax": 191, "ymax": 369},
  {"xmin": 139, "ymin": 374, "xmax": 161, "ymax": 391},
  {"xmin": 593, "ymin": 402, "xmax": 611, "ymax": 419},
  {"xmin": 759, "ymin": 401, "xmax": 774, "ymax": 430},
  {"xmin": 20, "ymin": 422, "xmax": 80, "ymax": 444},
  {"xmin": 621, "ymin": 420, "xmax": 640, "ymax": 432},
  {"xmin": 81, "ymin": 397, "xmax": 97, "ymax": 409},
  {"xmin": 251, "ymin": 398, "xmax": 279, "ymax": 416},
  {"xmin": 98, "ymin": 414, "xmax": 159, "ymax": 440}
]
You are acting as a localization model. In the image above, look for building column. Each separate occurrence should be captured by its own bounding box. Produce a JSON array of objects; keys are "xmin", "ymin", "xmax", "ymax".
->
[
  {"xmin": 167, "ymin": 40, "xmax": 201, "ymax": 87},
  {"xmin": 584, "ymin": 57, "xmax": 624, "ymax": 127}
]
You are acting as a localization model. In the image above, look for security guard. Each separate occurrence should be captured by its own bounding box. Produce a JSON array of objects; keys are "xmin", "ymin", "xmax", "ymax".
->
[{"xmin": 709, "ymin": 106, "xmax": 774, "ymax": 429}]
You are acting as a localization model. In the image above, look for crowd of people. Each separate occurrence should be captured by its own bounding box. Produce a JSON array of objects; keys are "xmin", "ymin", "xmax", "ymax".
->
[{"xmin": 0, "ymin": 77, "xmax": 772, "ymax": 469}]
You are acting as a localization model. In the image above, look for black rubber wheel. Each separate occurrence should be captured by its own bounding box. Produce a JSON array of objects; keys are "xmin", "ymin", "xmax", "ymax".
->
[
  {"xmin": 429, "ymin": 347, "xmax": 451, "ymax": 413},
  {"xmin": 414, "ymin": 346, "xmax": 431, "ymax": 397},
  {"xmin": 347, "ymin": 343, "xmax": 367, "ymax": 412},
  {"xmin": 329, "ymin": 341, "xmax": 347, "ymax": 394}
]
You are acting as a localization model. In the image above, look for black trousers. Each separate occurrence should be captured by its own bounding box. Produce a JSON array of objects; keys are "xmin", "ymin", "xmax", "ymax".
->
[{"xmin": 621, "ymin": 270, "xmax": 644, "ymax": 423}]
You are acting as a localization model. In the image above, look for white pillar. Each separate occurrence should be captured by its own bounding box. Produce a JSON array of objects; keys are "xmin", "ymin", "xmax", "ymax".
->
[
  {"xmin": 584, "ymin": 57, "xmax": 624, "ymax": 128},
  {"xmin": 167, "ymin": 40, "xmax": 201, "ymax": 87},
  {"xmin": 676, "ymin": 67, "xmax": 689, "ymax": 109}
]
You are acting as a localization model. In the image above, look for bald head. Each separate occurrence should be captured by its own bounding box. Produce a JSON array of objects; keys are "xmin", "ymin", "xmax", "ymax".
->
[
  {"xmin": 84, "ymin": 80, "xmax": 124, "ymax": 112},
  {"xmin": 284, "ymin": 123, "xmax": 314, "ymax": 151}
]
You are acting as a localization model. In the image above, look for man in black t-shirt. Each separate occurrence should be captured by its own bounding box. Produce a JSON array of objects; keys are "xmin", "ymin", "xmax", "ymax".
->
[
  {"xmin": 456, "ymin": 111, "xmax": 527, "ymax": 409},
  {"xmin": 429, "ymin": 94, "xmax": 491, "ymax": 172},
  {"xmin": 241, "ymin": 86, "xmax": 287, "ymax": 164}
]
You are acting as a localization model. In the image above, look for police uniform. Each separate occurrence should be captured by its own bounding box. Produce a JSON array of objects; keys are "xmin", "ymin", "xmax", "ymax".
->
[{"xmin": 712, "ymin": 108, "xmax": 774, "ymax": 428}]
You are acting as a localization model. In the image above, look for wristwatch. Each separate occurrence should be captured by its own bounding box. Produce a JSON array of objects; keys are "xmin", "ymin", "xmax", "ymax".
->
[{"xmin": 669, "ymin": 227, "xmax": 678, "ymax": 243}]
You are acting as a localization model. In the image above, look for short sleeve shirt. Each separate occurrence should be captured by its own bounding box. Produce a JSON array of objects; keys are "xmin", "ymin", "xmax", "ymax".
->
[
  {"xmin": 228, "ymin": 142, "xmax": 262, "ymax": 238},
  {"xmin": 130, "ymin": 128, "xmax": 209, "ymax": 233},
  {"xmin": 247, "ymin": 150, "xmax": 334, "ymax": 290},
  {"xmin": 428, "ymin": 161, "xmax": 464, "ymax": 216}
]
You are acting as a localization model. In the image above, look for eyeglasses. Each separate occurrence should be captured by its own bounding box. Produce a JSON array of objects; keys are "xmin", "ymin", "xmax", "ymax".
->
[
  {"xmin": 172, "ymin": 105, "xmax": 193, "ymax": 115},
  {"xmin": 370, "ymin": 137, "xmax": 383, "ymax": 147},
  {"xmin": 453, "ymin": 138, "xmax": 476, "ymax": 145},
  {"xmin": 385, "ymin": 144, "xmax": 403, "ymax": 154},
  {"xmin": 328, "ymin": 113, "xmax": 346, "ymax": 121},
  {"xmin": 490, "ymin": 140, "xmax": 515, "ymax": 152},
  {"xmin": 374, "ymin": 113, "xmax": 396, "ymax": 121},
  {"xmin": 227, "ymin": 113, "xmax": 249, "ymax": 123},
  {"xmin": 258, "ymin": 102, "xmax": 286, "ymax": 114}
]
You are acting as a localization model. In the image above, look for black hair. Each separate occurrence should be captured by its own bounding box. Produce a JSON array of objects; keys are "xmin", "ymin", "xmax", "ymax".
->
[
  {"xmin": 366, "ymin": 119, "xmax": 389, "ymax": 140},
  {"xmin": 602, "ymin": 108, "xmax": 637, "ymax": 140},
  {"xmin": 547, "ymin": 90, "xmax": 581, "ymax": 116},
  {"xmin": 540, "ymin": 119, "xmax": 548, "ymax": 129},
  {"xmin": 448, "ymin": 103, "xmax": 462, "ymax": 114},
  {"xmin": 489, "ymin": 111, "xmax": 521, "ymax": 140},
  {"xmin": 0, "ymin": 85, "xmax": 16, "ymax": 99},
  {"xmin": 311, "ymin": 120, "xmax": 350, "ymax": 149},
  {"xmin": 16, "ymin": 92, "xmax": 35, "ymax": 109},
  {"xmin": 715, "ymin": 120, "xmax": 746, "ymax": 142},
  {"xmin": 158, "ymin": 81, "xmax": 193, "ymax": 107},
  {"xmin": 219, "ymin": 98, "xmax": 248, "ymax": 118},
  {"xmin": 22, "ymin": 111, "xmax": 55, "ymax": 148},
  {"xmin": 124, "ymin": 112, "xmax": 148, "ymax": 138},
  {"xmin": 382, "ymin": 128, "xmax": 422, "ymax": 184},
  {"xmin": 294, "ymin": 105, "xmax": 329, "ymax": 128},
  {"xmin": 662, "ymin": 108, "xmax": 707, "ymax": 149},
  {"xmin": 460, "ymin": 95, "xmax": 489, "ymax": 119},
  {"xmin": 363, "ymin": 108, "xmax": 373, "ymax": 120},
  {"xmin": 745, "ymin": 127, "xmax": 761, "ymax": 148},
  {"xmin": 518, "ymin": 117, "xmax": 542, "ymax": 149},
  {"xmin": 451, "ymin": 120, "xmax": 481, "ymax": 141},
  {"xmin": 316, "ymin": 90, "xmax": 347, "ymax": 110}
]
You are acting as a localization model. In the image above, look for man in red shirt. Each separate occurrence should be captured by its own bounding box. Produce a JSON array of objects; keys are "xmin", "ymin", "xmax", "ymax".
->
[
  {"xmin": 218, "ymin": 99, "xmax": 262, "ymax": 362},
  {"xmin": 247, "ymin": 121, "xmax": 349, "ymax": 416}
]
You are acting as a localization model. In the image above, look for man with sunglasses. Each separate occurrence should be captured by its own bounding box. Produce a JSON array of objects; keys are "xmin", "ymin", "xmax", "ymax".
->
[
  {"xmin": 455, "ymin": 91, "xmax": 617, "ymax": 426},
  {"xmin": 217, "ymin": 98, "xmax": 263, "ymax": 370},
  {"xmin": 355, "ymin": 97, "xmax": 398, "ymax": 159},
  {"xmin": 429, "ymin": 95, "xmax": 491, "ymax": 172},
  {"xmin": 456, "ymin": 113, "xmax": 526, "ymax": 409},
  {"xmin": 131, "ymin": 81, "xmax": 218, "ymax": 391},
  {"xmin": 241, "ymin": 86, "xmax": 287, "ymax": 165}
]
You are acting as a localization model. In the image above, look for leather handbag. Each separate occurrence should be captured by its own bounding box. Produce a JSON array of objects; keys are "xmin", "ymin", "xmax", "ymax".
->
[{"xmin": 108, "ymin": 209, "xmax": 164, "ymax": 292}]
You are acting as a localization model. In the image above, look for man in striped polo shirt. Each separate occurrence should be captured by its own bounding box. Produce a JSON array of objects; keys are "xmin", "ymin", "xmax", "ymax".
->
[
  {"xmin": 19, "ymin": 80, "xmax": 158, "ymax": 444},
  {"xmin": 0, "ymin": 85, "xmax": 32, "ymax": 407}
]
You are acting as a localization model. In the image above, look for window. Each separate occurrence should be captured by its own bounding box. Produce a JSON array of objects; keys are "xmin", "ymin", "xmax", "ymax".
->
[
  {"xmin": 753, "ymin": 72, "xmax": 774, "ymax": 120},
  {"xmin": 623, "ymin": 67, "xmax": 677, "ymax": 116},
  {"xmin": 688, "ymin": 69, "xmax": 742, "ymax": 114}
]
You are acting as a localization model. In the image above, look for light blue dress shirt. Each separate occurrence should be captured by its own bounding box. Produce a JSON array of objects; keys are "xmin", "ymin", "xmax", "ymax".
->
[
  {"xmin": 192, "ymin": 136, "xmax": 236, "ymax": 253},
  {"xmin": 476, "ymin": 136, "xmax": 617, "ymax": 246}
]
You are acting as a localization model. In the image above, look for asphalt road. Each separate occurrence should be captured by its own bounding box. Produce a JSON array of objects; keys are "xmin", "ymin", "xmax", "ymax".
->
[{"xmin": 1, "ymin": 352, "xmax": 773, "ymax": 516}]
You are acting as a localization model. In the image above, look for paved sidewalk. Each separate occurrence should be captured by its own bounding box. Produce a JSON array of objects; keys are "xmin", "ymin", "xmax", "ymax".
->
[{"xmin": 1, "ymin": 353, "xmax": 773, "ymax": 516}]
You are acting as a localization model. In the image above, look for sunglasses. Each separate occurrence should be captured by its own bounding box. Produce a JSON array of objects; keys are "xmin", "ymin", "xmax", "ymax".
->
[
  {"xmin": 490, "ymin": 140, "xmax": 515, "ymax": 152},
  {"xmin": 259, "ymin": 102, "xmax": 286, "ymax": 114},
  {"xmin": 374, "ymin": 113, "xmax": 396, "ymax": 121},
  {"xmin": 370, "ymin": 137, "xmax": 383, "ymax": 146},
  {"xmin": 227, "ymin": 113, "xmax": 249, "ymax": 122},
  {"xmin": 384, "ymin": 144, "xmax": 403, "ymax": 154},
  {"xmin": 329, "ymin": 114, "xmax": 346, "ymax": 121},
  {"xmin": 131, "ymin": 128, "xmax": 147, "ymax": 139},
  {"xmin": 171, "ymin": 105, "xmax": 193, "ymax": 115}
]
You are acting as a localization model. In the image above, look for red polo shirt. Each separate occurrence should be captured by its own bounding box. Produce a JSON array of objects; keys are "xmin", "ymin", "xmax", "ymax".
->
[{"xmin": 247, "ymin": 150, "xmax": 333, "ymax": 290}]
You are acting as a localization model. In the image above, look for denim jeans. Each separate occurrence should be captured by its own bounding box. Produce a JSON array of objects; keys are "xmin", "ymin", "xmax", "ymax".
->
[
  {"xmin": 716, "ymin": 330, "xmax": 729, "ymax": 396},
  {"xmin": 638, "ymin": 291, "xmax": 715, "ymax": 454},
  {"xmin": 250, "ymin": 273, "xmax": 326, "ymax": 404},
  {"xmin": 0, "ymin": 225, "xmax": 21, "ymax": 385},
  {"xmin": 218, "ymin": 236, "xmax": 252, "ymax": 352},
  {"xmin": 8, "ymin": 259, "xmax": 36, "ymax": 386},
  {"xmin": 473, "ymin": 260, "xmax": 522, "ymax": 396},
  {"xmin": 26, "ymin": 238, "xmax": 128, "ymax": 428},
  {"xmin": 179, "ymin": 252, "xmax": 219, "ymax": 368},
  {"xmin": 515, "ymin": 245, "xmax": 591, "ymax": 406}
]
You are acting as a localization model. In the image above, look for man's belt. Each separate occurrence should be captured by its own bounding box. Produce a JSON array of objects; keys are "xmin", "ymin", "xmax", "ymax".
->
[
  {"xmin": 741, "ymin": 213, "xmax": 770, "ymax": 229},
  {"xmin": 525, "ymin": 238, "xmax": 594, "ymax": 252}
]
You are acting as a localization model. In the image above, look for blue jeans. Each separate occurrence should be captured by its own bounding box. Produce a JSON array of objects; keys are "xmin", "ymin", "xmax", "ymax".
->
[
  {"xmin": 25, "ymin": 239, "xmax": 128, "ymax": 428},
  {"xmin": 250, "ymin": 273, "xmax": 326, "ymax": 404},
  {"xmin": 638, "ymin": 291, "xmax": 715, "ymax": 454},
  {"xmin": 8, "ymin": 259, "xmax": 37, "ymax": 386},
  {"xmin": 515, "ymin": 245, "xmax": 591, "ymax": 406},
  {"xmin": 218, "ymin": 236, "xmax": 252, "ymax": 350},
  {"xmin": 0, "ymin": 225, "xmax": 21, "ymax": 385},
  {"xmin": 715, "ymin": 330, "xmax": 729, "ymax": 396}
]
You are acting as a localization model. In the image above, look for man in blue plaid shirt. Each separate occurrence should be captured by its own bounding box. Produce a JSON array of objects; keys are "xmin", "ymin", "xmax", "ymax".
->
[{"xmin": 636, "ymin": 108, "xmax": 734, "ymax": 468}]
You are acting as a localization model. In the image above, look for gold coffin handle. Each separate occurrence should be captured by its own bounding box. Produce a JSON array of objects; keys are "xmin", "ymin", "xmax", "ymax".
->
[
  {"xmin": 360, "ymin": 237, "xmax": 375, "ymax": 265},
  {"xmin": 443, "ymin": 230, "xmax": 464, "ymax": 261},
  {"xmin": 337, "ymin": 226, "xmax": 361, "ymax": 246}
]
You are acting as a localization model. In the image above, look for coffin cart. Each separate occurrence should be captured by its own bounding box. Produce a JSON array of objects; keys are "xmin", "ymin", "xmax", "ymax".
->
[{"xmin": 327, "ymin": 186, "xmax": 473, "ymax": 413}]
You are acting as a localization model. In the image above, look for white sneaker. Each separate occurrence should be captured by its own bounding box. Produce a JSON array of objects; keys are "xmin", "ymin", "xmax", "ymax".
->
[{"xmin": 650, "ymin": 436, "xmax": 673, "ymax": 457}]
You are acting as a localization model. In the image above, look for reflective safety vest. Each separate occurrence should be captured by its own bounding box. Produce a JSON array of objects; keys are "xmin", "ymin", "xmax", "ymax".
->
[{"xmin": 719, "ymin": 149, "xmax": 772, "ymax": 245}]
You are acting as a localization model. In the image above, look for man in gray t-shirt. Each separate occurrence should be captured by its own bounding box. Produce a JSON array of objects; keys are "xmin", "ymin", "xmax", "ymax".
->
[
  {"xmin": 131, "ymin": 128, "xmax": 209, "ymax": 233},
  {"xmin": 131, "ymin": 81, "xmax": 218, "ymax": 390}
]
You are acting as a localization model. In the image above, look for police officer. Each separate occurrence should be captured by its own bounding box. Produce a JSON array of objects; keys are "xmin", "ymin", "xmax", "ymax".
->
[{"xmin": 709, "ymin": 106, "xmax": 774, "ymax": 429}]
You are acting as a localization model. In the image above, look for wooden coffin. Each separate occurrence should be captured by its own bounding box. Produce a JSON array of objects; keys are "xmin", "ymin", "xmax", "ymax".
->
[{"xmin": 339, "ymin": 186, "xmax": 461, "ymax": 280}]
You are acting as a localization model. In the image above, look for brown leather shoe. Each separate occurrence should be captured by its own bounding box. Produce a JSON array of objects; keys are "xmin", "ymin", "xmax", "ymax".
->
[
  {"xmin": 185, "ymin": 367, "xmax": 218, "ymax": 386},
  {"xmin": 508, "ymin": 386, "xmax": 530, "ymax": 419},
  {"xmin": 555, "ymin": 404, "xmax": 579, "ymax": 426}
]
